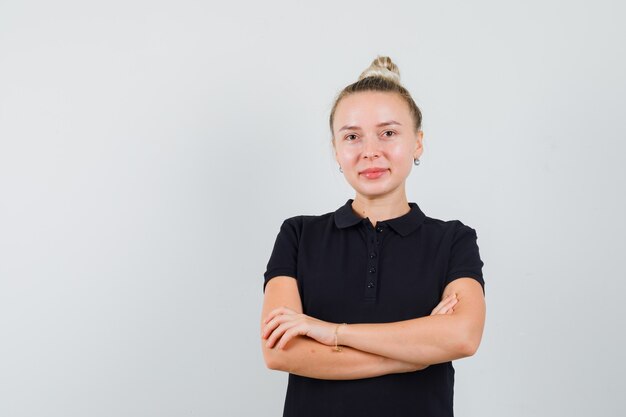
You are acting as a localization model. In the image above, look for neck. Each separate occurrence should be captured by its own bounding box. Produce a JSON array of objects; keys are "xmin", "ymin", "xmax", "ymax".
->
[{"xmin": 351, "ymin": 191, "xmax": 410, "ymax": 227}]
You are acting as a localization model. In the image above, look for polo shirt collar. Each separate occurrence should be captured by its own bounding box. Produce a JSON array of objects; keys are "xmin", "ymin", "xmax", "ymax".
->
[{"xmin": 334, "ymin": 198, "xmax": 426, "ymax": 237}]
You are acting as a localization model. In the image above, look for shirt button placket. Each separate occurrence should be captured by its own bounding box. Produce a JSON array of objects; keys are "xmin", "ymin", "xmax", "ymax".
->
[{"xmin": 364, "ymin": 223, "xmax": 384, "ymax": 301}]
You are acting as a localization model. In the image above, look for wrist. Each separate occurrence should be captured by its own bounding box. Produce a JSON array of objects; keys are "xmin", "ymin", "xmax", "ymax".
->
[{"xmin": 332, "ymin": 322, "xmax": 348, "ymax": 352}]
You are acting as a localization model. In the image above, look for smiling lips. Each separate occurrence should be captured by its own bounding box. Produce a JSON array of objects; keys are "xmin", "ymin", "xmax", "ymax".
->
[{"xmin": 359, "ymin": 168, "xmax": 388, "ymax": 179}]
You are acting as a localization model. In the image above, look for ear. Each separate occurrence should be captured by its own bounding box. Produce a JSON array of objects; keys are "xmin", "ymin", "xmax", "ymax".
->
[{"xmin": 414, "ymin": 130, "xmax": 424, "ymax": 158}]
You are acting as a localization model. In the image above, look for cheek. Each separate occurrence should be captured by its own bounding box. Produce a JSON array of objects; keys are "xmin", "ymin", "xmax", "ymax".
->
[
  {"xmin": 336, "ymin": 148, "xmax": 359, "ymax": 164},
  {"xmin": 389, "ymin": 147, "xmax": 412, "ymax": 165}
]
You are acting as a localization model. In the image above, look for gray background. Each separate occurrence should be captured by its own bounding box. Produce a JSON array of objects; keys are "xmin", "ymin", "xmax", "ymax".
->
[{"xmin": 1, "ymin": 0, "xmax": 624, "ymax": 416}]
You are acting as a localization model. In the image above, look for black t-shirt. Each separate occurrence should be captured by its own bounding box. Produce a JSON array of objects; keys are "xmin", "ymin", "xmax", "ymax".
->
[{"xmin": 263, "ymin": 198, "xmax": 485, "ymax": 417}]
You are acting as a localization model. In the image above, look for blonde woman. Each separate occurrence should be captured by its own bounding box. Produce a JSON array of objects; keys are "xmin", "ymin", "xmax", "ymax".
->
[{"xmin": 260, "ymin": 56, "xmax": 486, "ymax": 417}]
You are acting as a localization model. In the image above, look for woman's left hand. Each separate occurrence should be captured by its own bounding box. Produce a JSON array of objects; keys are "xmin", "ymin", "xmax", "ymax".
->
[
  {"xmin": 262, "ymin": 306, "xmax": 336, "ymax": 350},
  {"xmin": 262, "ymin": 294, "xmax": 459, "ymax": 350}
]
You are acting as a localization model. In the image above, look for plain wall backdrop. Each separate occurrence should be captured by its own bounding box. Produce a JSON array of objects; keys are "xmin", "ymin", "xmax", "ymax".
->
[{"xmin": 1, "ymin": 0, "xmax": 624, "ymax": 416}]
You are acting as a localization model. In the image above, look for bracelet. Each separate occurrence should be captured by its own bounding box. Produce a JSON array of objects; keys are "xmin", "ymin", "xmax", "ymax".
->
[{"xmin": 333, "ymin": 323, "xmax": 348, "ymax": 352}]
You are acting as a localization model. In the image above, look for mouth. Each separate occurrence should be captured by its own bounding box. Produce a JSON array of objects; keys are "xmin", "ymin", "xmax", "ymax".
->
[{"xmin": 359, "ymin": 168, "xmax": 389, "ymax": 179}]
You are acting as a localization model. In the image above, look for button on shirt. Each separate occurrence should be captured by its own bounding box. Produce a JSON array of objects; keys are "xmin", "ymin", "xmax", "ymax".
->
[{"xmin": 263, "ymin": 198, "xmax": 485, "ymax": 417}]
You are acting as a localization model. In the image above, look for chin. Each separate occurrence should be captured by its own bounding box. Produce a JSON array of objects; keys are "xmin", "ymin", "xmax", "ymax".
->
[
  {"xmin": 354, "ymin": 181, "xmax": 406, "ymax": 196},
  {"xmin": 355, "ymin": 187, "xmax": 394, "ymax": 197}
]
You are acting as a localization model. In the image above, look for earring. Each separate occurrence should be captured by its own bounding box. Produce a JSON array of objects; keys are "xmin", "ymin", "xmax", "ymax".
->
[
  {"xmin": 414, "ymin": 158, "xmax": 420, "ymax": 166},
  {"xmin": 339, "ymin": 165, "xmax": 343, "ymax": 173}
]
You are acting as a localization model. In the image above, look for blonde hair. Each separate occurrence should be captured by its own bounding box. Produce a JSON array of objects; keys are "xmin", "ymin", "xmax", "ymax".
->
[{"xmin": 329, "ymin": 56, "xmax": 422, "ymax": 143}]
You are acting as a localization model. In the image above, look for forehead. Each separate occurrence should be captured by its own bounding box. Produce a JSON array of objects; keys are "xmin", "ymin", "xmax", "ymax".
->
[{"xmin": 334, "ymin": 91, "xmax": 411, "ymax": 129}]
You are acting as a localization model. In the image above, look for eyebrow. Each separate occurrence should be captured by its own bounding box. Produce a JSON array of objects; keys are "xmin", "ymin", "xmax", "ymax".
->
[{"xmin": 338, "ymin": 120, "xmax": 402, "ymax": 132}]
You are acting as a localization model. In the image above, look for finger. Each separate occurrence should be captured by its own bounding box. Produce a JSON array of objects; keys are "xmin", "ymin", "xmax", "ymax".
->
[
  {"xmin": 265, "ymin": 322, "xmax": 286, "ymax": 348},
  {"xmin": 431, "ymin": 303, "xmax": 442, "ymax": 315},
  {"xmin": 262, "ymin": 313, "xmax": 291, "ymax": 339},
  {"xmin": 431, "ymin": 296, "xmax": 449, "ymax": 315},
  {"xmin": 264, "ymin": 306, "xmax": 295, "ymax": 324},
  {"xmin": 277, "ymin": 327, "xmax": 299, "ymax": 350},
  {"xmin": 432, "ymin": 296, "xmax": 458, "ymax": 315},
  {"xmin": 266, "ymin": 320, "xmax": 298, "ymax": 348},
  {"xmin": 438, "ymin": 297, "xmax": 458, "ymax": 314},
  {"xmin": 444, "ymin": 299, "xmax": 458, "ymax": 314},
  {"xmin": 431, "ymin": 294, "xmax": 456, "ymax": 315},
  {"xmin": 446, "ymin": 303, "xmax": 457, "ymax": 314},
  {"xmin": 263, "ymin": 313, "xmax": 292, "ymax": 338},
  {"xmin": 266, "ymin": 315, "xmax": 302, "ymax": 347},
  {"xmin": 264, "ymin": 307, "xmax": 285, "ymax": 324}
]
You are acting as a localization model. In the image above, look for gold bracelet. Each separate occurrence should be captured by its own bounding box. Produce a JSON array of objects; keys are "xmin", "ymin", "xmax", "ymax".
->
[{"xmin": 333, "ymin": 323, "xmax": 347, "ymax": 352}]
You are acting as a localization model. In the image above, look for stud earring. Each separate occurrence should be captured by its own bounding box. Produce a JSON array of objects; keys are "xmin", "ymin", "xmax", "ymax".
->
[{"xmin": 414, "ymin": 158, "xmax": 420, "ymax": 166}]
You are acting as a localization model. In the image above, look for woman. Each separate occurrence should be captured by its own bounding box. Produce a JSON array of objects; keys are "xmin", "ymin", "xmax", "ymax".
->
[{"xmin": 260, "ymin": 56, "xmax": 486, "ymax": 417}]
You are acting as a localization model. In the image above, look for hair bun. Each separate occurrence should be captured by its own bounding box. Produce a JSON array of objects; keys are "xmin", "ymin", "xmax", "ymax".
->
[{"xmin": 357, "ymin": 55, "xmax": 401, "ymax": 84}]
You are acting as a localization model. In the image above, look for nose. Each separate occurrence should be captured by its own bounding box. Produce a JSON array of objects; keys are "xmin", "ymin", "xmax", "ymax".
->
[{"xmin": 362, "ymin": 136, "xmax": 381, "ymax": 160}]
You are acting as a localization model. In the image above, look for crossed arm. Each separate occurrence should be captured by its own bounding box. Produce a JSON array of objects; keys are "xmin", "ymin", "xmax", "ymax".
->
[{"xmin": 260, "ymin": 276, "xmax": 486, "ymax": 380}]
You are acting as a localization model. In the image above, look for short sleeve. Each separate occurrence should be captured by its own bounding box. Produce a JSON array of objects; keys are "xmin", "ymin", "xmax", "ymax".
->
[
  {"xmin": 444, "ymin": 222, "xmax": 485, "ymax": 295},
  {"xmin": 262, "ymin": 217, "xmax": 300, "ymax": 293}
]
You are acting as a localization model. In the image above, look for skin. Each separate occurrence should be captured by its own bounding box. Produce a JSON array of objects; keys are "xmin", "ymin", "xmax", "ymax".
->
[
  {"xmin": 261, "ymin": 90, "xmax": 485, "ymax": 368},
  {"xmin": 263, "ymin": 91, "xmax": 451, "ymax": 350},
  {"xmin": 262, "ymin": 294, "xmax": 459, "ymax": 350},
  {"xmin": 332, "ymin": 91, "xmax": 424, "ymax": 227}
]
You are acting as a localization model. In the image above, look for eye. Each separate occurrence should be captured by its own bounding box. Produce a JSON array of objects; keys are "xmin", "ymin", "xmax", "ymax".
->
[
  {"xmin": 345, "ymin": 134, "xmax": 358, "ymax": 141},
  {"xmin": 383, "ymin": 130, "xmax": 396, "ymax": 138}
]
